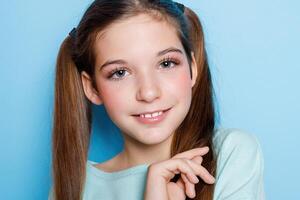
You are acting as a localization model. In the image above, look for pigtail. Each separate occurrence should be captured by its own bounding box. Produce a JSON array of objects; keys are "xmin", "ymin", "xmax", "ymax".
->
[
  {"xmin": 51, "ymin": 35, "xmax": 92, "ymax": 200},
  {"xmin": 49, "ymin": 1, "xmax": 217, "ymax": 199},
  {"xmin": 171, "ymin": 6, "xmax": 217, "ymax": 200}
]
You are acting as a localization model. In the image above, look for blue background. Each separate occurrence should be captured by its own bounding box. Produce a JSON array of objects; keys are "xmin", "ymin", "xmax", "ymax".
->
[{"xmin": 0, "ymin": 0, "xmax": 299, "ymax": 199}]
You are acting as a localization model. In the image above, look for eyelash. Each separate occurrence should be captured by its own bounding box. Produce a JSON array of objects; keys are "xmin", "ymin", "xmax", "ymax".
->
[{"xmin": 107, "ymin": 56, "xmax": 180, "ymax": 81}]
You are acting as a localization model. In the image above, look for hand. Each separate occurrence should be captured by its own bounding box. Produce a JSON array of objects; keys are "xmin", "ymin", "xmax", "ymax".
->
[
  {"xmin": 167, "ymin": 155, "xmax": 205, "ymax": 200},
  {"xmin": 143, "ymin": 147, "xmax": 215, "ymax": 200}
]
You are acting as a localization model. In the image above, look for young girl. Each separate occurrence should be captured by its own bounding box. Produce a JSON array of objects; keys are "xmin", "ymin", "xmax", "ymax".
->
[{"xmin": 50, "ymin": 0, "xmax": 265, "ymax": 199}]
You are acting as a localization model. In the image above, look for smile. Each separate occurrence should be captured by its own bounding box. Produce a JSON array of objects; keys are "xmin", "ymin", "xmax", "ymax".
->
[{"xmin": 132, "ymin": 107, "xmax": 172, "ymax": 125}]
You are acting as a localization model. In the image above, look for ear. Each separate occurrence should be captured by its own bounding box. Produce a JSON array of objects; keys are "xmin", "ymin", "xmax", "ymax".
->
[
  {"xmin": 81, "ymin": 71, "xmax": 103, "ymax": 105},
  {"xmin": 191, "ymin": 51, "xmax": 198, "ymax": 88}
]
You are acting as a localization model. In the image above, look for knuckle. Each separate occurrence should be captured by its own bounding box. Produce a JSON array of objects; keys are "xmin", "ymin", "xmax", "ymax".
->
[
  {"xmin": 193, "ymin": 156, "xmax": 203, "ymax": 165},
  {"xmin": 185, "ymin": 158, "xmax": 195, "ymax": 165},
  {"xmin": 180, "ymin": 158, "xmax": 190, "ymax": 166},
  {"xmin": 173, "ymin": 158, "xmax": 187, "ymax": 168}
]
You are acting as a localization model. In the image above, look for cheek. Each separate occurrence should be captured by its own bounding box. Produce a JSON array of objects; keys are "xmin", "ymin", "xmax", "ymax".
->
[
  {"xmin": 96, "ymin": 82, "xmax": 129, "ymax": 113},
  {"xmin": 96, "ymin": 66, "xmax": 192, "ymax": 111},
  {"xmin": 177, "ymin": 73, "xmax": 192, "ymax": 90},
  {"xmin": 166, "ymin": 68, "xmax": 192, "ymax": 98}
]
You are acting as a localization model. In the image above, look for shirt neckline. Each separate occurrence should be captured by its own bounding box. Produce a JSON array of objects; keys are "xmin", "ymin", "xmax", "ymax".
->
[
  {"xmin": 87, "ymin": 160, "xmax": 150, "ymax": 180},
  {"xmin": 86, "ymin": 128, "xmax": 222, "ymax": 180}
]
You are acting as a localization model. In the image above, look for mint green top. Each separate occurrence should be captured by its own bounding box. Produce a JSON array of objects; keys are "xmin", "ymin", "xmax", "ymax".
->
[{"xmin": 49, "ymin": 128, "xmax": 265, "ymax": 200}]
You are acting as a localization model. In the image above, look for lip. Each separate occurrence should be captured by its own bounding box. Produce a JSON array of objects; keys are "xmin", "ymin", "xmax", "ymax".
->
[
  {"xmin": 132, "ymin": 107, "xmax": 171, "ymax": 116},
  {"xmin": 132, "ymin": 107, "xmax": 172, "ymax": 125}
]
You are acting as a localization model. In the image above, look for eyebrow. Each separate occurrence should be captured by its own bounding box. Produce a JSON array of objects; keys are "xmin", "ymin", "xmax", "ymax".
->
[{"xmin": 99, "ymin": 47, "xmax": 183, "ymax": 70}]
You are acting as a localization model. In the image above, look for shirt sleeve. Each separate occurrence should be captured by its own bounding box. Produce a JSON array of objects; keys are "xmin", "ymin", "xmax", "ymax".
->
[{"xmin": 213, "ymin": 129, "xmax": 265, "ymax": 200}]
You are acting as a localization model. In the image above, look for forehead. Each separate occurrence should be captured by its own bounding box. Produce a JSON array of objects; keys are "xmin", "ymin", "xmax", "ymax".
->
[{"xmin": 94, "ymin": 14, "xmax": 182, "ymax": 62}]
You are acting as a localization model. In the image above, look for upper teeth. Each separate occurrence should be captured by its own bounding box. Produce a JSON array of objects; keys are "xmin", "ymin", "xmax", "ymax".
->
[{"xmin": 140, "ymin": 111, "xmax": 163, "ymax": 118}]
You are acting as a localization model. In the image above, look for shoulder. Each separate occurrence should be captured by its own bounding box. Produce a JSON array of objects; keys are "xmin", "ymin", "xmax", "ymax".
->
[
  {"xmin": 212, "ymin": 128, "xmax": 265, "ymax": 199},
  {"xmin": 212, "ymin": 127, "xmax": 264, "ymax": 172},
  {"xmin": 212, "ymin": 127, "xmax": 262, "ymax": 158}
]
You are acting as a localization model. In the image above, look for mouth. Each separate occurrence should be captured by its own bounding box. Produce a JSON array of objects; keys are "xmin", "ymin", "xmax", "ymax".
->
[
  {"xmin": 132, "ymin": 107, "xmax": 172, "ymax": 125},
  {"xmin": 132, "ymin": 107, "xmax": 172, "ymax": 117}
]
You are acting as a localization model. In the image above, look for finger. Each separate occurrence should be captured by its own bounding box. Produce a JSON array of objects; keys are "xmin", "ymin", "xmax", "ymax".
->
[
  {"xmin": 172, "ymin": 147, "xmax": 209, "ymax": 160},
  {"xmin": 164, "ymin": 158, "xmax": 200, "ymax": 184},
  {"xmin": 181, "ymin": 173, "xmax": 196, "ymax": 199},
  {"xmin": 186, "ymin": 159, "xmax": 215, "ymax": 184},
  {"xmin": 175, "ymin": 176, "xmax": 185, "ymax": 190},
  {"xmin": 167, "ymin": 182, "xmax": 186, "ymax": 200},
  {"xmin": 192, "ymin": 156, "xmax": 203, "ymax": 165}
]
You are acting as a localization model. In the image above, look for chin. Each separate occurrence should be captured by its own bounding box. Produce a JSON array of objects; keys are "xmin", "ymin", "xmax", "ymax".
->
[{"xmin": 136, "ymin": 129, "xmax": 174, "ymax": 146}]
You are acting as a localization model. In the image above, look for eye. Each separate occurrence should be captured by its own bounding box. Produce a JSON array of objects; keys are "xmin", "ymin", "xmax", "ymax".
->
[
  {"xmin": 108, "ymin": 67, "xmax": 129, "ymax": 81},
  {"xmin": 160, "ymin": 56, "xmax": 179, "ymax": 69}
]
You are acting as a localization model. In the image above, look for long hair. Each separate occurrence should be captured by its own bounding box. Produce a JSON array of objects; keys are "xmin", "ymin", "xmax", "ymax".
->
[{"xmin": 51, "ymin": 0, "xmax": 218, "ymax": 199}]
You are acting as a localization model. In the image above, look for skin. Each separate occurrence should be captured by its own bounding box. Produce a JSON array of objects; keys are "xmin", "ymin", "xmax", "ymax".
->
[
  {"xmin": 81, "ymin": 13, "xmax": 198, "ymax": 171},
  {"xmin": 144, "ymin": 147, "xmax": 215, "ymax": 199}
]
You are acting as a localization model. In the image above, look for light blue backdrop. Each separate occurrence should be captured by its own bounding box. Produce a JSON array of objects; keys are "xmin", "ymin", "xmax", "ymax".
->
[{"xmin": 0, "ymin": 0, "xmax": 299, "ymax": 199}]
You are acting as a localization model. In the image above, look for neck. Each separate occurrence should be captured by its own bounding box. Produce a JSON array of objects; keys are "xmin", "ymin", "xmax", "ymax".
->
[{"xmin": 119, "ymin": 132, "xmax": 174, "ymax": 168}]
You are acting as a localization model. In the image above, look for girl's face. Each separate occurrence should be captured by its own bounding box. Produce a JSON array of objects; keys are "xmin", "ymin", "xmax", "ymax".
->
[{"xmin": 81, "ymin": 14, "xmax": 198, "ymax": 146}]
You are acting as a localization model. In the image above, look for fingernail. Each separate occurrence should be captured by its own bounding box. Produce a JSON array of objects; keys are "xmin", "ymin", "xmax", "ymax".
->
[
  {"xmin": 191, "ymin": 190, "xmax": 196, "ymax": 198},
  {"xmin": 210, "ymin": 176, "xmax": 215, "ymax": 183},
  {"xmin": 203, "ymin": 146, "xmax": 209, "ymax": 150},
  {"xmin": 194, "ymin": 176, "xmax": 199, "ymax": 183},
  {"xmin": 190, "ymin": 173, "xmax": 199, "ymax": 183}
]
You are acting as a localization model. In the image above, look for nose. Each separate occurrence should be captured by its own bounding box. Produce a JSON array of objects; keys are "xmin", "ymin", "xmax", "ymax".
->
[{"xmin": 136, "ymin": 73, "xmax": 161, "ymax": 103}]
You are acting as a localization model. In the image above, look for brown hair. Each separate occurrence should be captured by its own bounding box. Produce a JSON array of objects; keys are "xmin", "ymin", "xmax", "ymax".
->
[{"xmin": 51, "ymin": 0, "xmax": 218, "ymax": 199}]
